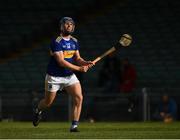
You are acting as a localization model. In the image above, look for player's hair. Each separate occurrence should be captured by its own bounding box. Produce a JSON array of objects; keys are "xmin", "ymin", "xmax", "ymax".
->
[{"xmin": 59, "ymin": 17, "xmax": 75, "ymax": 26}]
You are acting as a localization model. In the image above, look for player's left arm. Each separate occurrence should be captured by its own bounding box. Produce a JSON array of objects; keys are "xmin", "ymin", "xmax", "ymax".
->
[{"xmin": 74, "ymin": 50, "xmax": 94, "ymax": 66}]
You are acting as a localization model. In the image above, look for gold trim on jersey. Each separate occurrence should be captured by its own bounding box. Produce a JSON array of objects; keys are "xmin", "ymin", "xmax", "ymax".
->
[
  {"xmin": 63, "ymin": 50, "xmax": 76, "ymax": 58},
  {"xmin": 70, "ymin": 36, "xmax": 78, "ymax": 42},
  {"xmin": 55, "ymin": 36, "xmax": 63, "ymax": 43}
]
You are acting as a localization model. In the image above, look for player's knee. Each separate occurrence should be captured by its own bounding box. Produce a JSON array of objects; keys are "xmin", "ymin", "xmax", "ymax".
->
[
  {"xmin": 44, "ymin": 99, "xmax": 53, "ymax": 108},
  {"xmin": 79, "ymin": 95, "xmax": 83, "ymax": 103},
  {"xmin": 75, "ymin": 95, "xmax": 83, "ymax": 106}
]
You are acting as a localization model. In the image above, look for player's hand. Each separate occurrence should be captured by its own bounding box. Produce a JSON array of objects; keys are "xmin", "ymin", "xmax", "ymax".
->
[
  {"xmin": 79, "ymin": 66, "xmax": 89, "ymax": 72},
  {"xmin": 85, "ymin": 61, "xmax": 95, "ymax": 68},
  {"xmin": 85, "ymin": 61, "xmax": 95, "ymax": 65}
]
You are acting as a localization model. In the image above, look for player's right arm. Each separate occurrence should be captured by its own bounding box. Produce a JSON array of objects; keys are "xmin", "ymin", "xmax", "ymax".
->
[{"xmin": 53, "ymin": 51, "xmax": 89, "ymax": 72}]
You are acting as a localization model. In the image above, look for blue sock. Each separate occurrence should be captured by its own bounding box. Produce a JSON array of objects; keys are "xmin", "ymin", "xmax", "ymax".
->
[{"xmin": 71, "ymin": 120, "xmax": 78, "ymax": 129}]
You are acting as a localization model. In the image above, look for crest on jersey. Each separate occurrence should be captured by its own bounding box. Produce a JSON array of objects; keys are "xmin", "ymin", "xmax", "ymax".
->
[
  {"xmin": 66, "ymin": 43, "xmax": 71, "ymax": 49},
  {"xmin": 72, "ymin": 44, "xmax": 76, "ymax": 49}
]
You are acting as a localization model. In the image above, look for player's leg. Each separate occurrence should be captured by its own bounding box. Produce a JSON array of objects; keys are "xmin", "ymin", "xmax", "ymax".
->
[
  {"xmin": 33, "ymin": 90, "xmax": 57, "ymax": 126},
  {"xmin": 65, "ymin": 82, "xmax": 83, "ymax": 132},
  {"xmin": 33, "ymin": 74, "xmax": 59, "ymax": 127},
  {"xmin": 38, "ymin": 90, "xmax": 57, "ymax": 110}
]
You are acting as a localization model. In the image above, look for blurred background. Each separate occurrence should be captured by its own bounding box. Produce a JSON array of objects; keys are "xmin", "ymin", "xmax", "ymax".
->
[{"xmin": 0, "ymin": 0, "xmax": 179, "ymax": 123}]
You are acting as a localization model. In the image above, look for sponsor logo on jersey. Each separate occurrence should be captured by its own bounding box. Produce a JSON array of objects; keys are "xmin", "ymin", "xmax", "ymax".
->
[
  {"xmin": 62, "ymin": 43, "xmax": 74, "ymax": 49},
  {"xmin": 62, "ymin": 45, "xmax": 66, "ymax": 48},
  {"xmin": 63, "ymin": 50, "xmax": 75, "ymax": 58}
]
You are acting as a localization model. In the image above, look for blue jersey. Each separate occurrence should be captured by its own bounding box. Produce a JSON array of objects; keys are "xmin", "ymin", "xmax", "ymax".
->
[{"xmin": 47, "ymin": 36, "xmax": 79, "ymax": 77}]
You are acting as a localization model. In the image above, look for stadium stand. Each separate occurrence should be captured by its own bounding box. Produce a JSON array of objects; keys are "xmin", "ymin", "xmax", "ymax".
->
[{"xmin": 0, "ymin": 0, "xmax": 180, "ymax": 121}]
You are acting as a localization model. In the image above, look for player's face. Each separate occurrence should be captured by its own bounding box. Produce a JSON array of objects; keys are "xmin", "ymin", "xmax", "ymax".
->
[{"xmin": 64, "ymin": 21, "xmax": 74, "ymax": 33}]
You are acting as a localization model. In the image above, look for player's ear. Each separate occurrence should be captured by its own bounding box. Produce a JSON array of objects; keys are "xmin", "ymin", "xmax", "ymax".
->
[{"xmin": 72, "ymin": 24, "xmax": 75, "ymax": 32}]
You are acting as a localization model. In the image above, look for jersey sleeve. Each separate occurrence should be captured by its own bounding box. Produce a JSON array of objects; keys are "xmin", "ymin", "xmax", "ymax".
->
[
  {"xmin": 50, "ymin": 39, "xmax": 63, "ymax": 53},
  {"xmin": 75, "ymin": 41, "xmax": 80, "ymax": 51}
]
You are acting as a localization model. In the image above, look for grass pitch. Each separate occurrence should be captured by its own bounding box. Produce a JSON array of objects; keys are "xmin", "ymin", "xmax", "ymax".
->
[{"xmin": 0, "ymin": 121, "xmax": 180, "ymax": 139}]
